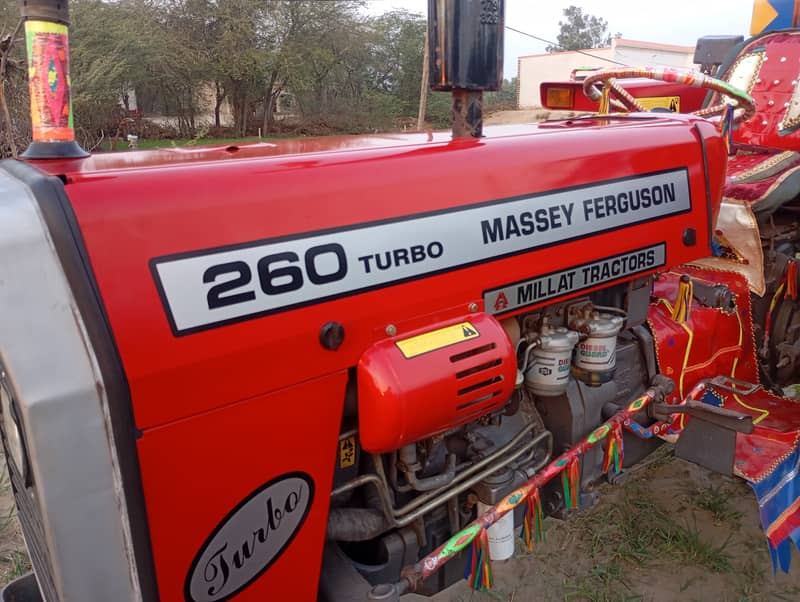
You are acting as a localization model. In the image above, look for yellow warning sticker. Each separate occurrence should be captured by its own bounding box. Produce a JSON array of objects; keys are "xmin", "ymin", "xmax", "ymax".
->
[
  {"xmin": 636, "ymin": 95, "xmax": 680, "ymax": 112},
  {"xmin": 396, "ymin": 322, "xmax": 480, "ymax": 359},
  {"xmin": 339, "ymin": 436, "xmax": 356, "ymax": 468}
]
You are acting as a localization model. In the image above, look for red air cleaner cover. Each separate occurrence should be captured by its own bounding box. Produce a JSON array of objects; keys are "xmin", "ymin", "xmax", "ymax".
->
[{"xmin": 357, "ymin": 313, "xmax": 516, "ymax": 453}]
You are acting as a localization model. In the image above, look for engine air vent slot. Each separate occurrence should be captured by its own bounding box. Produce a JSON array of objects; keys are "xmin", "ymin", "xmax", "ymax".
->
[
  {"xmin": 456, "ymin": 375, "xmax": 504, "ymax": 396},
  {"xmin": 455, "ymin": 358, "xmax": 502, "ymax": 379},
  {"xmin": 456, "ymin": 389, "xmax": 503, "ymax": 411},
  {"xmin": 450, "ymin": 343, "xmax": 496, "ymax": 362}
]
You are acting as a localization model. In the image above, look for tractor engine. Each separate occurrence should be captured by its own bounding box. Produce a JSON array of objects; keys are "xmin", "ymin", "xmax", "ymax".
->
[{"xmin": 321, "ymin": 282, "xmax": 661, "ymax": 597}]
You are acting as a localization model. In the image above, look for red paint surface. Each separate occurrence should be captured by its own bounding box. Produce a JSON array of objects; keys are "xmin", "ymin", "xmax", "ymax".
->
[
  {"xmin": 136, "ymin": 373, "xmax": 346, "ymax": 601},
  {"xmin": 358, "ymin": 313, "xmax": 516, "ymax": 453},
  {"xmin": 35, "ymin": 118, "xmax": 727, "ymax": 430},
  {"xmin": 29, "ymin": 117, "xmax": 727, "ymax": 599}
]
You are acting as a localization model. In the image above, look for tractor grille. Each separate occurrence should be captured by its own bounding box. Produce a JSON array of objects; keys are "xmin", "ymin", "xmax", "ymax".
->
[
  {"xmin": 5, "ymin": 449, "xmax": 57, "ymax": 601},
  {"xmin": 451, "ymin": 342, "xmax": 507, "ymax": 413}
]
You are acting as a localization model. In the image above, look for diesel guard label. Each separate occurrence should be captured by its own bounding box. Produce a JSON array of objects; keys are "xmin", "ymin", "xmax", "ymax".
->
[
  {"xmin": 484, "ymin": 244, "xmax": 667, "ymax": 315},
  {"xmin": 152, "ymin": 169, "xmax": 689, "ymax": 335}
]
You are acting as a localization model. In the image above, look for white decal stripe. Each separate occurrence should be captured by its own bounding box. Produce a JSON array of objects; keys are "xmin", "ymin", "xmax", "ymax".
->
[
  {"xmin": 483, "ymin": 244, "xmax": 667, "ymax": 314},
  {"xmin": 153, "ymin": 169, "xmax": 690, "ymax": 334}
]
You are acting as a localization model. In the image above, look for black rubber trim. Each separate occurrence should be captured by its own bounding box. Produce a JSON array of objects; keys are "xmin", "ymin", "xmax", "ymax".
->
[
  {"xmin": 20, "ymin": 141, "xmax": 89, "ymax": 159},
  {"xmin": 0, "ymin": 159, "xmax": 159, "ymax": 601},
  {"xmin": 693, "ymin": 123, "xmax": 714, "ymax": 254}
]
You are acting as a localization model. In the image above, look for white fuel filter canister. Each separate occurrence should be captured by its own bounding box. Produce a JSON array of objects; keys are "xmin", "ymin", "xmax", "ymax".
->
[
  {"xmin": 525, "ymin": 326, "xmax": 579, "ymax": 397},
  {"xmin": 572, "ymin": 313, "xmax": 625, "ymax": 385}
]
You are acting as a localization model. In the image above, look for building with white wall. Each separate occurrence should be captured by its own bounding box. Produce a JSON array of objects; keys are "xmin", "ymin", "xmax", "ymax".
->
[{"xmin": 517, "ymin": 38, "xmax": 696, "ymax": 108}]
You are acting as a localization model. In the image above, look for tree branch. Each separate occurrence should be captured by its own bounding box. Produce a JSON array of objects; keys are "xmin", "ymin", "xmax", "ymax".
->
[{"xmin": 0, "ymin": 18, "xmax": 24, "ymax": 158}]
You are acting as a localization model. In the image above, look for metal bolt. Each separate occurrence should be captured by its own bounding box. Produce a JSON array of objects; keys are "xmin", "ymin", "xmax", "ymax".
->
[
  {"xmin": 385, "ymin": 324, "xmax": 397, "ymax": 336},
  {"xmin": 782, "ymin": 57, "xmax": 787, "ymax": 62},
  {"xmin": 769, "ymin": 100, "xmax": 775, "ymax": 106},
  {"xmin": 774, "ymin": 79, "xmax": 781, "ymax": 85},
  {"xmin": 468, "ymin": 302, "xmax": 478, "ymax": 312},
  {"xmin": 763, "ymin": 120, "xmax": 769, "ymax": 126},
  {"xmin": 757, "ymin": 78, "xmax": 762, "ymax": 83}
]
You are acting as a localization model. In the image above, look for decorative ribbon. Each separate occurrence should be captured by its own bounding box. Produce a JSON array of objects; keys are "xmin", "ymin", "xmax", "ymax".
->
[
  {"xmin": 520, "ymin": 487, "xmax": 545, "ymax": 552},
  {"xmin": 786, "ymin": 260, "xmax": 798, "ymax": 301},
  {"xmin": 671, "ymin": 275, "xmax": 694, "ymax": 323},
  {"xmin": 401, "ymin": 390, "xmax": 657, "ymax": 593},
  {"xmin": 720, "ymin": 103, "xmax": 735, "ymax": 154},
  {"xmin": 562, "ymin": 456, "xmax": 581, "ymax": 510},
  {"xmin": 602, "ymin": 422, "xmax": 624, "ymax": 474},
  {"xmin": 464, "ymin": 527, "xmax": 493, "ymax": 590},
  {"xmin": 598, "ymin": 83, "xmax": 611, "ymax": 115}
]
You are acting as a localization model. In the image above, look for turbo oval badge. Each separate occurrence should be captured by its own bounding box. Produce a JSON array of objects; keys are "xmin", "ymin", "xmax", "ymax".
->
[{"xmin": 185, "ymin": 472, "xmax": 314, "ymax": 602}]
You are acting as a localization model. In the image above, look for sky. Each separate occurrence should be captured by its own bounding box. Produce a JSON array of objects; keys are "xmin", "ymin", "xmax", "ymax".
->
[{"xmin": 364, "ymin": 0, "xmax": 755, "ymax": 78}]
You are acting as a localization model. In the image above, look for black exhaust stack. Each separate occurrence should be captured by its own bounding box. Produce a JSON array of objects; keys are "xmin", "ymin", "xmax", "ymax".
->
[
  {"xmin": 18, "ymin": 0, "xmax": 88, "ymax": 158},
  {"xmin": 428, "ymin": 0, "xmax": 505, "ymax": 138}
]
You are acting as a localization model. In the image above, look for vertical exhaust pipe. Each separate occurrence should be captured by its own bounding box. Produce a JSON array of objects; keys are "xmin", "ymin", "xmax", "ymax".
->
[
  {"xmin": 18, "ymin": 0, "xmax": 87, "ymax": 158},
  {"xmin": 428, "ymin": 0, "xmax": 505, "ymax": 138}
]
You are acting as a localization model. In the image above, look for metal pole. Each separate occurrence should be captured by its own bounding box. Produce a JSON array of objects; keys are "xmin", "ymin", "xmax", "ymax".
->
[
  {"xmin": 451, "ymin": 89, "xmax": 483, "ymax": 138},
  {"xmin": 416, "ymin": 33, "xmax": 429, "ymax": 131},
  {"xmin": 18, "ymin": 0, "xmax": 88, "ymax": 158}
]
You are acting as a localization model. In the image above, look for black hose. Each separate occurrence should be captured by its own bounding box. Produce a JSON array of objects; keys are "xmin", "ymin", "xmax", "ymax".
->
[{"xmin": 326, "ymin": 508, "xmax": 390, "ymax": 542}]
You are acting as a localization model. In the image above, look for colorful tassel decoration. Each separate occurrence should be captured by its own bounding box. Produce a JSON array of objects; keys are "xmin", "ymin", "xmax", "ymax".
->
[
  {"xmin": 786, "ymin": 260, "xmax": 798, "ymax": 300},
  {"xmin": 598, "ymin": 83, "xmax": 611, "ymax": 115},
  {"xmin": 464, "ymin": 527, "xmax": 493, "ymax": 590},
  {"xmin": 562, "ymin": 456, "xmax": 580, "ymax": 510},
  {"xmin": 602, "ymin": 423, "xmax": 624, "ymax": 474},
  {"xmin": 720, "ymin": 103, "xmax": 735, "ymax": 154},
  {"xmin": 671, "ymin": 274, "xmax": 693, "ymax": 323},
  {"xmin": 520, "ymin": 487, "xmax": 545, "ymax": 552}
]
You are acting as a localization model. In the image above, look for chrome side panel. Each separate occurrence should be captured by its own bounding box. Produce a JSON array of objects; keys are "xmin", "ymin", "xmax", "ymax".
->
[{"xmin": 0, "ymin": 168, "xmax": 141, "ymax": 601}]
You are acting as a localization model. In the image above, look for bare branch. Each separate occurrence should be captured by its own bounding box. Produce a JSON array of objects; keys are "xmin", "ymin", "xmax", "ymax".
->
[
  {"xmin": 88, "ymin": 130, "xmax": 105, "ymax": 153},
  {"xmin": 0, "ymin": 18, "xmax": 24, "ymax": 158}
]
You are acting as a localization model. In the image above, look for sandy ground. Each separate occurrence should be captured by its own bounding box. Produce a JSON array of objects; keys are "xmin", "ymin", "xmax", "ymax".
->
[
  {"xmin": 0, "ymin": 459, "xmax": 30, "ymax": 588},
  {"xmin": 407, "ymin": 446, "xmax": 800, "ymax": 602},
  {"xmin": 2, "ymin": 446, "xmax": 798, "ymax": 599}
]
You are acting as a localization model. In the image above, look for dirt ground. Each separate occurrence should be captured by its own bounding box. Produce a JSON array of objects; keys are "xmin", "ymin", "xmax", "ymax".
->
[
  {"xmin": 409, "ymin": 446, "xmax": 800, "ymax": 602},
  {"xmin": 2, "ymin": 445, "xmax": 798, "ymax": 599},
  {"xmin": 0, "ymin": 459, "xmax": 30, "ymax": 588}
]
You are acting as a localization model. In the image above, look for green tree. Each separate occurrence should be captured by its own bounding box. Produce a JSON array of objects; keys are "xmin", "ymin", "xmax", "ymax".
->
[
  {"xmin": 546, "ymin": 5, "xmax": 615, "ymax": 52},
  {"xmin": 0, "ymin": 0, "xmax": 27, "ymax": 156},
  {"xmin": 3, "ymin": 0, "xmax": 473, "ymax": 151},
  {"xmin": 367, "ymin": 10, "xmax": 424, "ymax": 112},
  {"xmin": 485, "ymin": 78, "xmax": 517, "ymax": 110}
]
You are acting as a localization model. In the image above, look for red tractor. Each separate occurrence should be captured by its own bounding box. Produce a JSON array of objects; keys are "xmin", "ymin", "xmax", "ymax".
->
[{"xmin": 1, "ymin": 1, "xmax": 800, "ymax": 601}]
